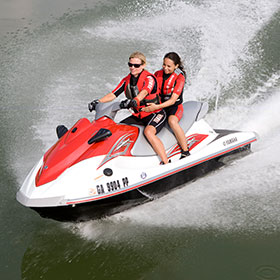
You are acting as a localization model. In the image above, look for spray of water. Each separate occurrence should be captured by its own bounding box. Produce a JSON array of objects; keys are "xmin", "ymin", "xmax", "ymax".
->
[
  {"xmin": 4, "ymin": 0, "xmax": 279, "ymax": 237},
  {"xmin": 69, "ymin": 1, "xmax": 280, "ymax": 240}
]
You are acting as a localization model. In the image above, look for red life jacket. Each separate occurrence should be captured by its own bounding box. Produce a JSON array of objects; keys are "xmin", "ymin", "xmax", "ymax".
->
[
  {"xmin": 123, "ymin": 70, "xmax": 161, "ymax": 118},
  {"xmin": 155, "ymin": 69, "xmax": 185, "ymax": 104}
]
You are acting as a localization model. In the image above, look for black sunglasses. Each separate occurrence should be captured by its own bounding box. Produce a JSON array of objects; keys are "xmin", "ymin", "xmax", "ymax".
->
[{"xmin": 128, "ymin": 62, "xmax": 142, "ymax": 68}]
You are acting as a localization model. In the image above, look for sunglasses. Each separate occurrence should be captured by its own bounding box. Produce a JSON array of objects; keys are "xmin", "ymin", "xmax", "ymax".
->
[{"xmin": 128, "ymin": 62, "xmax": 142, "ymax": 68}]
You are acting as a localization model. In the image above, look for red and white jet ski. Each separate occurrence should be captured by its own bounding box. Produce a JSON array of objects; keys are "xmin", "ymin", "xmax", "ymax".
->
[{"xmin": 16, "ymin": 101, "xmax": 257, "ymax": 222}]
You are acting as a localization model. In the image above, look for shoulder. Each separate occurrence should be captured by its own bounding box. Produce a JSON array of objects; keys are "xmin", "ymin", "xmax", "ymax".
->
[
  {"xmin": 141, "ymin": 70, "xmax": 156, "ymax": 82},
  {"xmin": 142, "ymin": 69, "xmax": 154, "ymax": 77},
  {"xmin": 174, "ymin": 68, "xmax": 185, "ymax": 77},
  {"xmin": 174, "ymin": 68, "xmax": 185, "ymax": 81},
  {"xmin": 154, "ymin": 69, "xmax": 163, "ymax": 77}
]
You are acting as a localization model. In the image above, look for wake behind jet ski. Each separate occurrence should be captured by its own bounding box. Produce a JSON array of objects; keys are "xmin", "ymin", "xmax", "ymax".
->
[{"xmin": 16, "ymin": 101, "xmax": 257, "ymax": 222}]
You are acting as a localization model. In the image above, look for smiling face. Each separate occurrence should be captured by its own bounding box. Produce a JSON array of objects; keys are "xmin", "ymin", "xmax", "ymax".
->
[
  {"xmin": 128, "ymin": 57, "xmax": 145, "ymax": 77},
  {"xmin": 162, "ymin": 57, "xmax": 178, "ymax": 75}
]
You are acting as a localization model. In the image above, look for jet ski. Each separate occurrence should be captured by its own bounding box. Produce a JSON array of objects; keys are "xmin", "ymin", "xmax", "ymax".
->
[{"xmin": 16, "ymin": 101, "xmax": 257, "ymax": 222}]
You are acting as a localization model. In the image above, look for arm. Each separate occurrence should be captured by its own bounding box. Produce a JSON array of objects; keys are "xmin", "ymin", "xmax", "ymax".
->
[
  {"xmin": 97, "ymin": 77, "xmax": 127, "ymax": 103},
  {"xmin": 88, "ymin": 78, "xmax": 125, "ymax": 112},
  {"xmin": 142, "ymin": 93, "xmax": 179, "ymax": 112},
  {"xmin": 88, "ymin": 91, "xmax": 116, "ymax": 112},
  {"xmin": 100, "ymin": 77, "xmax": 126, "ymax": 103},
  {"xmin": 135, "ymin": 89, "xmax": 149, "ymax": 102},
  {"xmin": 132, "ymin": 75, "xmax": 154, "ymax": 106},
  {"xmin": 99, "ymin": 92, "xmax": 116, "ymax": 103},
  {"xmin": 172, "ymin": 73, "xmax": 185, "ymax": 96}
]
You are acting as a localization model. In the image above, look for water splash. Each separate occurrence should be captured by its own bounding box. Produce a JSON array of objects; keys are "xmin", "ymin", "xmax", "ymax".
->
[
  {"xmin": 84, "ymin": 0, "xmax": 279, "ymax": 101},
  {"xmin": 2, "ymin": 0, "xmax": 279, "ymax": 237},
  {"xmin": 70, "ymin": 133, "xmax": 280, "ymax": 242},
  {"xmin": 71, "ymin": 82, "xmax": 280, "ymax": 241}
]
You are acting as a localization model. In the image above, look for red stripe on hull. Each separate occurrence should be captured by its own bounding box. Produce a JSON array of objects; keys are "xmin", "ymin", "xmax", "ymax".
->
[{"xmin": 66, "ymin": 138, "xmax": 256, "ymax": 205}]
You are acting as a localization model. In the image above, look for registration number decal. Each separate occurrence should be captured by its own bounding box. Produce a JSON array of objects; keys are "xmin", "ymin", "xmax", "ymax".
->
[{"xmin": 96, "ymin": 177, "xmax": 129, "ymax": 195}]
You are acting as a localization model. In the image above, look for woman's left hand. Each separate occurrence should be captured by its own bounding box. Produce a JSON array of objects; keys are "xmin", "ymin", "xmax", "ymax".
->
[{"xmin": 142, "ymin": 103, "xmax": 158, "ymax": 112}]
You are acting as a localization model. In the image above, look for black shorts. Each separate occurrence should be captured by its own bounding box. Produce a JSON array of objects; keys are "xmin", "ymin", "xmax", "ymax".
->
[
  {"xmin": 164, "ymin": 104, "xmax": 184, "ymax": 121},
  {"xmin": 120, "ymin": 110, "xmax": 167, "ymax": 134}
]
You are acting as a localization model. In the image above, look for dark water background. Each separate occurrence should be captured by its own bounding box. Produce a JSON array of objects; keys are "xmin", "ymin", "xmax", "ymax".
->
[{"xmin": 1, "ymin": 0, "xmax": 280, "ymax": 279}]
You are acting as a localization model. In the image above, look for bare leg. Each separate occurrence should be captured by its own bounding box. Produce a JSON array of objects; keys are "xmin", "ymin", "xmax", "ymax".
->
[
  {"xmin": 168, "ymin": 115, "xmax": 188, "ymax": 151},
  {"xmin": 144, "ymin": 125, "xmax": 168, "ymax": 164}
]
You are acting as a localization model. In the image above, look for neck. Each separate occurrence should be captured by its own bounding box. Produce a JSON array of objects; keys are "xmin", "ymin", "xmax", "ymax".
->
[{"xmin": 131, "ymin": 69, "xmax": 144, "ymax": 78}]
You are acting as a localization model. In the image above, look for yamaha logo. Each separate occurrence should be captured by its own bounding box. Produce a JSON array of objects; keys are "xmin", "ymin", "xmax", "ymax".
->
[{"xmin": 223, "ymin": 137, "xmax": 238, "ymax": 146}]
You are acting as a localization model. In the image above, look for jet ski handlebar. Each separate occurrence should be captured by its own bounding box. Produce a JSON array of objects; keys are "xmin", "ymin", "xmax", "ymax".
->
[
  {"xmin": 93, "ymin": 101, "xmax": 123, "ymax": 120},
  {"xmin": 89, "ymin": 99, "xmax": 136, "ymax": 120}
]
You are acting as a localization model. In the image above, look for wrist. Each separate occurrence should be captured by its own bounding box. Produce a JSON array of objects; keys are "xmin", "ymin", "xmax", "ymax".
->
[{"xmin": 133, "ymin": 97, "xmax": 140, "ymax": 106}]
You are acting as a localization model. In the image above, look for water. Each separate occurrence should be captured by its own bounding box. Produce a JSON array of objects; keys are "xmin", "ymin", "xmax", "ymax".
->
[{"xmin": 0, "ymin": 0, "xmax": 280, "ymax": 279}]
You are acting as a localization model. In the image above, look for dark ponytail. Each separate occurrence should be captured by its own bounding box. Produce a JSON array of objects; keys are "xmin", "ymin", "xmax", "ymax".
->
[{"xmin": 164, "ymin": 52, "xmax": 186, "ymax": 77}]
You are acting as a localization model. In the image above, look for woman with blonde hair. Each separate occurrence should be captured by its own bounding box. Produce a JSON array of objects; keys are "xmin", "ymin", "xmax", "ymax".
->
[{"xmin": 89, "ymin": 52, "xmax": 169, "ymax": 164}]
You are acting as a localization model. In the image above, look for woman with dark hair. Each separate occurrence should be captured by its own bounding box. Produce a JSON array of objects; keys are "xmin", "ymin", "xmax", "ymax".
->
[{"xmin": 142, "ymin": 52, "xmax": 190, "ymax": 159}]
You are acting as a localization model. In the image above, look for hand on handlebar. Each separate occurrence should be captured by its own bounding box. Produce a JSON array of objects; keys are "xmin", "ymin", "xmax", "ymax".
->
[
  {"xmin": 120, "ymin": 99, "xmax": 138, "ymax": 109},
  {"xmin": 120, "ymin": 99, "xmax": 130, "ymax": 109},
  {"xmin": 88, "ymin": 99, "xmax": 99, "ymax": 112}
]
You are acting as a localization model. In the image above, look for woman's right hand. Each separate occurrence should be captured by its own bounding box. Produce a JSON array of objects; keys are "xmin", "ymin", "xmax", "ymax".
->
[{"xmin": 142, "ymin": 103, "xmax": 159, "ymax": 112}]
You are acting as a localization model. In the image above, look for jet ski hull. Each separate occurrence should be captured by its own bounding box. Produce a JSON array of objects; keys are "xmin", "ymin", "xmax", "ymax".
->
[{"xmin": 27, "ymin": 144, "xmax": 251, "ymax": 222}]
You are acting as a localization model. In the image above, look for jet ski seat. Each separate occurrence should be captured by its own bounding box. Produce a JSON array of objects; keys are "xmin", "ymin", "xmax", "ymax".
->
[{"xmin": 128, "ymin": 101, "xmax": 208, "ymax": 156}]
